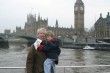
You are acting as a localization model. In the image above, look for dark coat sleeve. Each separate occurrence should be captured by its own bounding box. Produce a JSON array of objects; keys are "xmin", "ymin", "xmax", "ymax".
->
[
  {"xmin": 43, "ymin": 41, "xmax": 59, "ymax": 52},
  {"xmin": 26, "ymin": 45, "xmax": 35, "ymax": 73}
]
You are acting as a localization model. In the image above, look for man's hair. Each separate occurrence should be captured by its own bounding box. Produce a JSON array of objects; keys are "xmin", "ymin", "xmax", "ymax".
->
[
  {"xmin": 46, "ymin": 31, "xmax": 54, "ymax": 37},
  {"xmin": 37, "ymin": 28, "xmax": 46, "ymax": 34}
]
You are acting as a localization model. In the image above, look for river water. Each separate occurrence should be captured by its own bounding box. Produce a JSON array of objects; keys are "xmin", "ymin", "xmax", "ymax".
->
[{"xmin": 0, "ymin": 43, "xmax": 110, "ymax": 73}]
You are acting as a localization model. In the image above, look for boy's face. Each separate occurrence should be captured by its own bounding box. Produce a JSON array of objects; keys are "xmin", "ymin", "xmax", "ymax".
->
[{"xmin": 46, "ymin": 36, "xmax": 52, "ymax": 40}]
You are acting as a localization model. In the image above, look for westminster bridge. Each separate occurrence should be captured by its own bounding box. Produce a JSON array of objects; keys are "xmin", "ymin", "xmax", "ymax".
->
[
  {"xmin": 0, "ymin": 33, "xmax": 36, "ymax": 48},
  {"xmin": 1, "ymin": 33, "xmax": 110, "ymax": 50}
]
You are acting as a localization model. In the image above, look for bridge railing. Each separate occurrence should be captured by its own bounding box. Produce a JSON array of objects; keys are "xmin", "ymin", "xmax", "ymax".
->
[{"xmin": 0, "ymin": 65, "xmax": 110, "ymax": 73}]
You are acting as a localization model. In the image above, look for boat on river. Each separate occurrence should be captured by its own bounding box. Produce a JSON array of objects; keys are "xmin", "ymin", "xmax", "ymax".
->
[{"xmin": 83, "ymin": 45, "xmax": 95, "ymax": 50}]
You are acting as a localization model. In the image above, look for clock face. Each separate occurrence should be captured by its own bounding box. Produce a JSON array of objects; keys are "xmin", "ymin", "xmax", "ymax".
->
[
  {"xmin": 75, "ymin": 7, "xmax": 78, "ymax": 11},
  {"xmin": 80, "ymin": 7, "xmax": 83, "ymax": 11}
]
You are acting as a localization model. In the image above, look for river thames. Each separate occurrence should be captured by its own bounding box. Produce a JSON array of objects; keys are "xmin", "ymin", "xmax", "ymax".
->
[{"xmin": 0, "ymin": 44, "xmax": 110, "ymax": 73}]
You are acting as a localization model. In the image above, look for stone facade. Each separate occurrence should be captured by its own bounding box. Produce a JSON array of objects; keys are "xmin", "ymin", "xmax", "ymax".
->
[
  {"xmin": 15, "ymin": 13, "xmax": 74, "ymax": 37},
  {"xmin": 16, "ymin": 27, "xmax": 25, "ymax": 34},
  {"xmin": 11, "ymin": 0, "xmax": 85, "ymax": 38},
  {"xmin": 4, "ymin": 29, "xmax": 11, "ymax": 34},
  {"xmin": 95, "ymin": 12, "xmax": 110, "ymax": 39},
  {"xmin": 74, "ymin": 0, "xmax": 84, "ymax": 36}
]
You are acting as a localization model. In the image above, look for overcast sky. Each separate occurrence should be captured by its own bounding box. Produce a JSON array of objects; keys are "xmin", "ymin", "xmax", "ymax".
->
[{"xmin": 0, "ymin": 0, "xmax": 110, "ymax": 33}]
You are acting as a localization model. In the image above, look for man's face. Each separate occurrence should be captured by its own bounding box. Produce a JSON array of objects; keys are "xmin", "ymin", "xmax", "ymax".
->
[{"xmin": 37, "ymin": 31, "xmax": 46, "ymax": 40}]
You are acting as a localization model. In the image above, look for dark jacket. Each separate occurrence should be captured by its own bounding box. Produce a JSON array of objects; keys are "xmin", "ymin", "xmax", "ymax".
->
[
  {"xmin": 26, "ymin": 44, "xmax": 46, "ymax": 73},
  {"xmin": 42, "ymin": 38, "xmax": 61, "ymax": 59}
]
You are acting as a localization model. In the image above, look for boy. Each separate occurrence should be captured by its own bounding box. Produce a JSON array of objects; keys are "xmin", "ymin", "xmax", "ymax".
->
[{"xmin": 43, "ymin": 31, "xmax": 61, "ymax": 73}]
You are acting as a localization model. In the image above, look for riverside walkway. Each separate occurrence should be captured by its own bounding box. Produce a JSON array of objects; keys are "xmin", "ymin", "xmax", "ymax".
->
[{"xmin": 0, "ymin": 65, "xmax": 110, "ymax": 73}]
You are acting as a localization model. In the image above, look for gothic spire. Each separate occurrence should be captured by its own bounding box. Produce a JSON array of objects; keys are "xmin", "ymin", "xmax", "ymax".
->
[
  {"xmin": 100, "ymin": 13, "xmax": 102, "ymax": 18},
  {"xmin": 107, "ymin": 12, "xmax": 109, "ymax": 18},
  {"xmin": 76, "ymin": 0, "xmax": 82, "ymax": 3},
  {"xmin": 38, "ymin": 13, "xmax": 40, "ymax": 21},
  {"xmin": 55, "ymin": 19, "xmax": 58, "ymax": 27},
  {"xmin": 75, "ymin": 0, "xmax": 84, "ymax": 5}
]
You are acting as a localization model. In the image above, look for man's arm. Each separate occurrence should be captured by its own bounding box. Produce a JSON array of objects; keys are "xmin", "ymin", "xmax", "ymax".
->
[{"xmin": 26, "ymin": 45, "xmax": 35, "ymax": 73}]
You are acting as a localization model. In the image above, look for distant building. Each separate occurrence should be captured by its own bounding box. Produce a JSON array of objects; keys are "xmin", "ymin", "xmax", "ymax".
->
[
  {"xmin": 9, "ymin": 0, "xmax": 85, "ymax": 38},
  {"xmin": 4, "ymin": 29, "xmax": 11, "ymax": 34},
  {"xmin": 95, "ymin": 12, "xmax": 110, "ymax": 42},
  {"xmin": 16, "ymin": 27, "xmax": 25, "ymax": 34},
  {"xmin": 15, "ymin": 13, "xmax": 74, "ymax": 37},
  {"xmin": 74, "ymin": 0, "xmax": 85, "ymax": 36}
]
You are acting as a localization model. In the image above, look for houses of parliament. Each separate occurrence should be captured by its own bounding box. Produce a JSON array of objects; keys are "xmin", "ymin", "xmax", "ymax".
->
[{"xmin": 5, "ymin": 0, "xmax": 85, "ymax": 37}]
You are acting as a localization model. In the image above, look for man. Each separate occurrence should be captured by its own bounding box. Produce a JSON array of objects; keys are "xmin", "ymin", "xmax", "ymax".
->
[{"xmin": 26, "ymin": 28, "xmax": 47, "ymax": 73}]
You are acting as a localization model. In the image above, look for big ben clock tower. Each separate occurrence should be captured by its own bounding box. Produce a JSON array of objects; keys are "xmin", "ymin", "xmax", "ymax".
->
[{"xmin": 74, "ymin": 0, "xmax": 84, "ymax": 36}]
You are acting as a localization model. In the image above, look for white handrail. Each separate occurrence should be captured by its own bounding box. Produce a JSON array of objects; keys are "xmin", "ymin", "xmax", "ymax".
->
[
  {"xmin": 0, "ymin": 67, "xmax": 26, "ymax": 69},
  {"xmin": 0, "ymin": 65, "xmax": 110, "ymax": 73},
  {"xmin": 56, "ymin": 65, "xmax": 110, "ymax": 68},
  {"xmin": 0, "ymin": 65, "xmax": 110, "ymax": 69}
]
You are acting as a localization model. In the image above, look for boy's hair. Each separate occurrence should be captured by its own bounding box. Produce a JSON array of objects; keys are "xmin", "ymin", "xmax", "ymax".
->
[{"xmin": 46, "ymin": 31, "xmax": 54, "ymax": 37}]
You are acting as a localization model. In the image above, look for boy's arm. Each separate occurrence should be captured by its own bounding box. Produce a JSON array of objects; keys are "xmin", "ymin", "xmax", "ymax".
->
[
  {"xmin": 47, "ymin": 41, "xmax": 58, "ymax": 47},
  {"xmin": 42, "ymin": 42, "xmax": 53, "ymax": 52},
  {"xmin": 42, "ymin": 41, "xmax": 58, "ymax": 52}
]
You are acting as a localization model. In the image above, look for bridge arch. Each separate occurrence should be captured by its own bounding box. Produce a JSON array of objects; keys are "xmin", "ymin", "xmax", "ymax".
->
[
  {"xmin": 0, "ymin": 36, "xmax": 4, "ymax": 40},
  {"xmin": 0, "ymin": 33, "xmax": 37, "ymax": 47},
  {"xmin": 0, "ymin": 36, "xmax": 9, "ymax": 48},
  {"xmin": 15, "ymin": 36, "xmax": 36, "ymax": 46}
]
